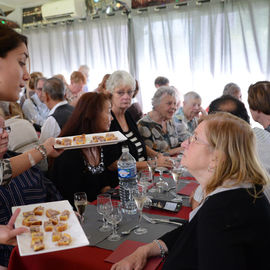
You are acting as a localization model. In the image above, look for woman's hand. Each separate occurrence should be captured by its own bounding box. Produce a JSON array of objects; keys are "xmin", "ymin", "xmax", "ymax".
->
[
  {"xmin": 0, "ymin": 208, "xmax": 28, "ymax": 246},
  {"xmin": 156, "ymin": 155, "xmax": 173, "ymax": 168},
  {"xmin": 168, "ymin": 146, "xmax": 183, "ymax": 156},
  {"xmin": 111, "ymin": 246, "xmax": 148, "ymax": 270},
  {"xmin": 43, "ymin": 137, "xmax": 64, "ymax": 158}
]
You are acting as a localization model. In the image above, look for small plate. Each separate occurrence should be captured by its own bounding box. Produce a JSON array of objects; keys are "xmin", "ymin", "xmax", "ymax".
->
[
  {"xmin": 54, "ymin": 131, "xmax": 127, "ymax": 150},
  {"xmin": 12, "ymin": 200, "xmax": 89, "ymax": 256}
]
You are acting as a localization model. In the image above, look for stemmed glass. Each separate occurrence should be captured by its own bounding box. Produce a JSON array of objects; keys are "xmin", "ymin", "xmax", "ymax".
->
[
  {"xmin": 171, "ymin": 158, "xmax": 186, "ymax": 202},
  {"xmin": 96, "ymin": 194, "xmax": 113, "ymax": 232},
  {"xmin": 74, "ymin": 192, "xmax": 88, "ymax": 224},
  {"xmin": 105, "ymin": 201, "xmax": 123, "ymax": 241},
  {"xmin": 147, "ymin": 157, "xmax": 157, "ymax": 193},
  {"xmin": 155, "ymin": 167, "xmax": 169, "ymax": 193},
  {"xmin": 132, "ymin": 184, "xmax": 148, "ymax": 235}
]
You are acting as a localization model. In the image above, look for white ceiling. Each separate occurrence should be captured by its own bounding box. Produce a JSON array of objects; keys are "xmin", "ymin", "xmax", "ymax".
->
[{"xmin": 0, "ymin": 0, "xmax": 49, "ymax": 12}]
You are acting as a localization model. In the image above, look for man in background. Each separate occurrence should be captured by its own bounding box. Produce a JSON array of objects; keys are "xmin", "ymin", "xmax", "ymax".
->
[
  {"xmin": 22, "ymin": 77, "xmax": 49, "ymax": 128},
  {"xmin": 39, "ymin": 78, "xmax": 73, "ymax": 144},
  {"xmin": 223, "ymin": 82, "xmax": 242, "ymax": 100},
  {"xmin": 154, "ymin": 76, "xmax": 169, "ymax": 89},
  {"xmin": 174, "ymin": 91, "xmax": 206, "ymax": 134}
]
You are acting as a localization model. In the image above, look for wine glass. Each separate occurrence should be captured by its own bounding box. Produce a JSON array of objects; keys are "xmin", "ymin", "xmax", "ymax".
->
[
  {"xmin": 138, "ymin": 170, "xmax": 152, "ymax": 190},
  {"xmin": 105, "ymin": 201, "xmax": 123, "ymax": 241},
  {"xmin": 132, "ymin": 184, "xmax": 148, "ymax": 235},
  {"xmin": 155, "ymin": 167, "xmax": 169, "ymax": 193},
  {"xmin": 171, "ymin": 158, "xmax": 186, "ymax": 202},
  {"xmin": 147, "ymin": 157, "xmax": 157, "ymax": 193},
  {"xmin": 74, "ymin": 192, "xmax": 88, "ymax": 224},
  {"xmin": 96, "ymin": 194, "xmax": 113, "ymax": 232}
]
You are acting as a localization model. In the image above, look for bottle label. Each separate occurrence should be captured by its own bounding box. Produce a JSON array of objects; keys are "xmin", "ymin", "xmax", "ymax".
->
[{"xmin": 118, "ymin": 167, "xmax": 136, "ymax": 178}]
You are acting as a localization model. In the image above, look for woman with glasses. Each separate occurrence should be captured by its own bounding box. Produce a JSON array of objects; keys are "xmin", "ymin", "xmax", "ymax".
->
[
  {"xmin": 137, "ymin": 86, "xmax": 189, "ymax": 156},
  {"xmin": 0, "ymin": 25, "xmax": 62, "ymax": 245},
  {"xmin": 103, "ymin": 71, "xmax": 172, "ymax": 185},
  {"xmin": 112, "ymin": 112, "xmax": 270, "ymax": 270}
]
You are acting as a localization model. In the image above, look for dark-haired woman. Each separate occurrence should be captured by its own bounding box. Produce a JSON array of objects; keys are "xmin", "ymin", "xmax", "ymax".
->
[
  {"xmin": 0, "ymin": 24, "xmax": 62, "ymax": 244},
  {"xmin": 50, "ymin": 92, "xmax": 114, "ymax": 206}
]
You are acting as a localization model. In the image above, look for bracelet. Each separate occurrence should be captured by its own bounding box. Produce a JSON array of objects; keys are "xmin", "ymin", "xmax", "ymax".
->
[
  {"xmin": 153, "ymin": 240, "xmax": 167, "ymax": 260},
  {"xmin": 35, "ymin": 145, "xmax": 47, "ymax": 160},
  {"xmin": 28, "ymin": 153, "xmax": 36, "ymax": 167}
]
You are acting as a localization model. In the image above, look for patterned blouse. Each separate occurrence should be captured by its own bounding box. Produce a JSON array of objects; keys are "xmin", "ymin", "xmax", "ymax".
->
[{"xmin": 137, "ymin": 113, "xmax": 189, "ymax": 153}]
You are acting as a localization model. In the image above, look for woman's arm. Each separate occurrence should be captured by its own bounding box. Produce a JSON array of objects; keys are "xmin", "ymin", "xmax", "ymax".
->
[
  {"xmin": 167, "ymin": 146, "xmax": 184, "ymax": 156},
  {"xmin": 111, "ymin": 240, "xmax": 168, "ymax": 270},
  {"xmin": 9, "ymin": 137, "xmax": 63, "ymax": 179},
  {"xmin": 107, "ymin": 155, "xmax": 172, "ymax": 171}
]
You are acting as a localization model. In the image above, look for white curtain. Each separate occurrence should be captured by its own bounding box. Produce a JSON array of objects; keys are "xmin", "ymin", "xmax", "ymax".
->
[
  {"xmin": 23, "ymin": 0, "xmax": 270, "ymax": 114},
  {"xmin": 131, "ymin": 0, "xmax": 270, "ymax": 112},
  {"xmin": 23, "ymin": 15, "xmax": 129, "ymax": 91}
]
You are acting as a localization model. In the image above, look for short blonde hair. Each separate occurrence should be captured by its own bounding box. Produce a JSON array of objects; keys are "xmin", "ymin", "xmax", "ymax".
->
[
  {"xmin": 70, "ymin": 71, "xmax": 86, "ymax": 84},
  {"xmin": 202, "ymin": 112, "xmax": 269, "ymax": 196}
]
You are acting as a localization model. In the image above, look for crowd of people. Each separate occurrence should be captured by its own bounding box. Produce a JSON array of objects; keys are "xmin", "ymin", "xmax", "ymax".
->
[{"xmin": 0, "ymin": 23, "xmax": 270, "ymax": 269}]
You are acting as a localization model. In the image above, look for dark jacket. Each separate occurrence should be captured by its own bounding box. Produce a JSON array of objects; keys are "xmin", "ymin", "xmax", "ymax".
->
[
  {"xmin": 51, "ymin": 148, "xmax": 113, "ymax": 207},
  {"xmin": 51, "ymin": 103, "xmax": 73, "ymax": 129},
  {"xmin": 160, "ymin": 188, "xmax": 270, "ymax": 270}
]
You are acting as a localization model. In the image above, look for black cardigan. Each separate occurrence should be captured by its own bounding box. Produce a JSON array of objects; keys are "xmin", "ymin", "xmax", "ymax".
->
[
  {"xmin": 160, "ymin": 188, "xmax": 270, "ymax": 270},
  {"xmin": 103, "ymin": 110, "xmax": 147, "ymax": 184},
  {"xmin": 50, "ymin": 148, "xmax": 112, "ymax": 207}
]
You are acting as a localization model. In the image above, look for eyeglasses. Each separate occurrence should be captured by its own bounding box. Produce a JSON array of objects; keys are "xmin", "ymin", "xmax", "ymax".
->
[
  {"xmin": 187, "ymin": 134, "xmax": 209, "ymax": 146},
  {"xmin": 0, "ymin": 126, "xmax": 11, "ymax": 134},
  {"xmin": 115, "ymin": 90, "xmax": 134, "ymax": 97}
]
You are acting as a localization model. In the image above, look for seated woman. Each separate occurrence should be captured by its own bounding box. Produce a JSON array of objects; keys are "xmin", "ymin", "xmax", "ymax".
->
[
  {"xmin": 50, "ymin": 92, "xmax": 114, "ymax": 206},
  {"xmin": 66, "ymin": 71, "xmax": 86, "ymax": 107},
  {"xmin": 112, "ymin": 112, "xmax": 270, "ymax": 270},
  {"xmin": 138, "ymin": 86, "xmax": 189, "ymax": 155},
  {"xmin": 0, "ymin": 116, "xmax": 62, "ymax": 269},
  {"xmin": 103, "ymin": 71, "xmax": 172, "ymax": 184}
]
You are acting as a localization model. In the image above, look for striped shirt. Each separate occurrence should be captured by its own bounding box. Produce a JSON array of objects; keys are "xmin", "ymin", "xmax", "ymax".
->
[
  {"xmin": 124, "ymin": 130, "xmax": 145, "ymax": 162},
  {"xmin": 0, "ymin": 152, "xmax": 62, "ymax": 267}
]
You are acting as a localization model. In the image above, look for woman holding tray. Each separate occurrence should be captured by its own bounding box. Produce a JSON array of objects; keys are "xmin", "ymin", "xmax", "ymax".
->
[
  {"xmin": 111, "ymin": 112, "xmax": 270, "ymax": 270},
  {"xmin": 50, "ymin": 92, "xmax": 115, "ymax": 206},
  {"xmin": 0, "ymin": 25, "xmax": 63, "ymax": 245}
]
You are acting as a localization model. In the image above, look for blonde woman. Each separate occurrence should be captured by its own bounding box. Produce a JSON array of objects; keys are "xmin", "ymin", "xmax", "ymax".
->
[{"xmin": 112, "ymin": 112, "xmax": 270, "ymax": 270}]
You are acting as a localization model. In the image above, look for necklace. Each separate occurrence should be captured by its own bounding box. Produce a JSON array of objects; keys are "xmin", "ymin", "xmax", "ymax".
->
[{"xmin": 83, "ymin": 148, "xmax": 105, "ymax": 175}]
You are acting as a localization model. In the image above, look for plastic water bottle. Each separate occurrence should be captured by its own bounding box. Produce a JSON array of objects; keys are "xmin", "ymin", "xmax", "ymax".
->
[{"xmin": 118, "ymin": 147, "xmax": 138, "ymax": 215}]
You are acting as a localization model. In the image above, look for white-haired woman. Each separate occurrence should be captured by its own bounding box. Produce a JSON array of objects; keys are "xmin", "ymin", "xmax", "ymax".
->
[
  {"xmin": 111, "ymin": 112, "xmax": 270, "ymax": 270},
  {"xmin": 103, "ymin": 71, "xmax": 172, "ymax": 184},
  {"xmin": 138, "ymin": 86, "xmax": 189, "ymax": 156}
]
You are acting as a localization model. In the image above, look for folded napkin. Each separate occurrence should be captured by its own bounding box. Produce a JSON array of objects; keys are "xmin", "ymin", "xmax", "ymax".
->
[
  {"xmin": 177, "ymin": 182, "xmax": 199, "ymax": 196},
  {"xmin": 105, "ymin": 240, "xmax": 162, "ymax": 270}
]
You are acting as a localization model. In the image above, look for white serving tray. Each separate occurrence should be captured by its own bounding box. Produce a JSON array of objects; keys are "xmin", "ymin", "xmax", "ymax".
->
[
  {"xmin": 54, "ymin": 131, "xmax": 127, "ymax": 150},
  {"xmin": 12, "ymin": 200, "xmax": 89, "ymax": 256}
]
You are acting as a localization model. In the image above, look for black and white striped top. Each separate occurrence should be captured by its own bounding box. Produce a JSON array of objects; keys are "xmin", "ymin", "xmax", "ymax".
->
[{"xmin": 124, "ymin": 130, "xmax": 146, "ymax": 162}]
